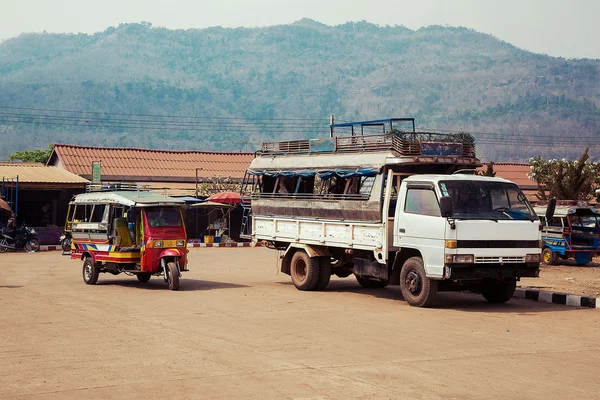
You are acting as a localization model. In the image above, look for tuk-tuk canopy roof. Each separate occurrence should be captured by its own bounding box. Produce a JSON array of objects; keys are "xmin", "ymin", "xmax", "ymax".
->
[
  {"xmin": 533, "ymin": 204, "xmax": 600, "ymax": 218},
  {"xmin": 71, "ymin": 191, "xmax": 185, "ymax": 207}
]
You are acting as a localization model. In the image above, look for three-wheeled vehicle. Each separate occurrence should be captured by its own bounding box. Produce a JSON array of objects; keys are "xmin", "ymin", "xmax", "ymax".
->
[
  {"xmin": 67, "ymin": 190, "xmax": 188, "ymax": 290},
  {"xmin": 534, "ymin": 200, "xmax": 600, "ymax": 266}
]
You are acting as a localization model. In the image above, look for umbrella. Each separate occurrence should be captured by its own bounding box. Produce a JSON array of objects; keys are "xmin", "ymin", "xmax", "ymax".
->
[
  {"xmin": 191, "ymin": 201, "xmax": 235, "ymax": 208},
  {"xmin": 206, "ymin": 191, "xmax": 241, "ymax": 204},
  {"xmin": 0, "ymin": 198, "xmax": 12, "ymax": 214}
]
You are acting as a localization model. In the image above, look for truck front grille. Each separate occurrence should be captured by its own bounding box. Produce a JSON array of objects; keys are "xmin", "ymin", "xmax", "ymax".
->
[{"xmin": 475, "ymin": 256, "xmax": 525, "ymax": 264}]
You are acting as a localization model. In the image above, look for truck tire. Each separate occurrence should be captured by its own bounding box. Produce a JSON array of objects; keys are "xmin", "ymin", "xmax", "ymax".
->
[
  {"xmin": 355, "ymin": 275, "xmax": 389, "ymax": 288},
  {"xmin": 315, "ymin": 257, "xmax": 332, "ymax": 291},
  {"xmin": 482, "ymin": 279, "xmax": 517, "ymax": 304},
  {"xmin": 399, "ymin": 257, "xmax": 438, "ymax": 307},
  {"xmin": 82, "ymin": 258, "xmax": 99, "ymax": 285},
  {"xmin": 542, "ymin": 248, "xmax": 558, "ymax": 265},
  {"xmin": 290, "ymin": 251, "xmax": 320, "ymax": 291}
]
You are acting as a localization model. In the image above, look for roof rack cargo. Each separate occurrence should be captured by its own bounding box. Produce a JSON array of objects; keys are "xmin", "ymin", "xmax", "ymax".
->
[
  {"xmin": 259, "ymin": 117, "xmax": 476, "ymax": 158},
  {"xmin": 86, "ymin": 182, "xmax": 151, "ymax": 192}
]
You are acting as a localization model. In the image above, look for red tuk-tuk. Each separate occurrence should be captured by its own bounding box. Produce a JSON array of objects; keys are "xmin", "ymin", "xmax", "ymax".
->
[{"xmin": 67, "ymin": 190, "xmax": 188, "ymax": 290}]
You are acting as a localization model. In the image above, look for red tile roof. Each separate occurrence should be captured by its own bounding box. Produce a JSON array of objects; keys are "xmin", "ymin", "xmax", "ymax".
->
[
  {"xmin": 477, "ymin": 162, "xmax": 537, "ymax": 188},
  {"xmin": 48, "ymin": 144, "xmax": 255, "ymax": 182}
]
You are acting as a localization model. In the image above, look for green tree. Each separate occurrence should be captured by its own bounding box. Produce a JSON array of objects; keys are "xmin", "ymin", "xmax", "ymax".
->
[
  {"xmin": 8, "ymin": 145, "xmax": 53, "ymax": 163},
  {"xmin": 528, "ymin": 148, "xmax": 600, "ymax": 200}
]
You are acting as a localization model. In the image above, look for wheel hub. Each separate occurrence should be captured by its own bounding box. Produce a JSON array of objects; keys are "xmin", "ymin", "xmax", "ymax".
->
[
  {"xmin": 543, "ymin": 252, "xmax": 550, "ymax": 262},
  {"xmin": 84, "ymin": 265, "xmax": 92, "ymax": 280},
  {"xmin": 294, "ymin": 261, "xmax": 307, "ymax": 281},
  {"xmin": 406, "ymin": 270, "xmax": 422, "ymax": 295}
]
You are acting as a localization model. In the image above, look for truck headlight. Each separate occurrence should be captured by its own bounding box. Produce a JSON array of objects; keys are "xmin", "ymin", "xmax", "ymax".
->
[
  {"xmin": 445, "ymin": 254, "xmax": 474, "ymax": 263},
  {"xmin": 526, "ymin": 254, "xmax": 540, "ymax": 263},
  {"xmin": 176, "ymin": 240, "xmax": 186, "ymax": 247}
]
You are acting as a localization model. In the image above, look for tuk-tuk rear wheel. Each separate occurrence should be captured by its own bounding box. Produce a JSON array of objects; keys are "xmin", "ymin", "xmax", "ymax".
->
[
  {"xmin": 167, "ymin": 261, "xmax": 179, "ymax": 290},
  {"xmin": 137, "ymin": 273, "xmax": 151, "ymax": 283},
  {"xmin": 82, "ymin": 258, "xmax": 99, "ymax": 285}
]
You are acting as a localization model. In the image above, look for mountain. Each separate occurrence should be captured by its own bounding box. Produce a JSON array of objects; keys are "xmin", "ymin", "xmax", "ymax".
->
[{"xmin": 0, "ymin": 20, "xmax": 599, "ymax": 162}]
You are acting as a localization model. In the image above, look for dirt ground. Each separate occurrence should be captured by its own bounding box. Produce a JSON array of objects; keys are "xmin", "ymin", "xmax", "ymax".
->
[
  {"xmin": 520, "ymin": 258, "xmax": 600, "ymax": 297},
  {"xmin": 1, "ymin": 248, "xmax": 600, "ymax": 400}
]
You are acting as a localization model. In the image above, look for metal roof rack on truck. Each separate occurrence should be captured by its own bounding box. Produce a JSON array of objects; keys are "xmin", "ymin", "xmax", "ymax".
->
[{"xmin": 258, "ymin": 117, "xmax": 476, "ymax": 159}]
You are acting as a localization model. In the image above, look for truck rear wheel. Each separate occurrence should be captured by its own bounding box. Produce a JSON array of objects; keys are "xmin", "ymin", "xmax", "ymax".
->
[
  {"xmin": 315, "ymin": 257, "xmax": 332, "ymax": 291},
  {"xmin": 399, "ymin": 257, "xmax": 437, "ymax": 307},
  {"xmin": 482, "ymin": 279, "xmax": 516, "ymax": 303},
  {"xmin": 355, "ymin": 275, "xmax": 389, "ymax": 288},
  {"xmin": 290, "ymin": 251, "xmax": 320, "ymax": 291}
]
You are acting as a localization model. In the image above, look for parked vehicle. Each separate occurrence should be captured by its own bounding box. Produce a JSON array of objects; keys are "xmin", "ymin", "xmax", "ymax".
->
[
  {"xmin": 66, "ymin": 189, "xmax": 188, "ymax": 290},
  {"xmin": 0, "ymin": 223, "xmax": 40, "ymax": 253},
  {"xmin": 534, "ymin": 200, "xmax": 600, "ymax": 265},
  {"xmin": 59, "ymin": 231, "xmax": 72, "ymax": 253},
  {"xmin": 241, "ymin": 118, "xmax": 541, "ymax": 307}
]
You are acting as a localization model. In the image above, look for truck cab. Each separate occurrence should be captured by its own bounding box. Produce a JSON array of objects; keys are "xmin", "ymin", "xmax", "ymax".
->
[{"xmin": 392, "ymin": 174, "xmax": 540, "ymax": 305}]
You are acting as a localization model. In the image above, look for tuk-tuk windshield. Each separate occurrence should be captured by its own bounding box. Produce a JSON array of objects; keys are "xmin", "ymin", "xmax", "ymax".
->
[{"xmin": 146, "ymin": 207, "xmax": 182, "ymax": 227}]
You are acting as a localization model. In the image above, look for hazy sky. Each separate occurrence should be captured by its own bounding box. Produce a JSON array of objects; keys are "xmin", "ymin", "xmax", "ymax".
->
[{"xmin": 2, "ymin": 0, "xmax": 599, "ymax": 59}]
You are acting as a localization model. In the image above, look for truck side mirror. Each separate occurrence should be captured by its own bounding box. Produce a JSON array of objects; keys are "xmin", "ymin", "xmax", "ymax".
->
[
  {"xmin": 545, "ymin": 198, "xmax": 556, "ymax": 221},
  {"xmin": 440, "ymin": 196, "xmax": 453, "ymax": 218}
]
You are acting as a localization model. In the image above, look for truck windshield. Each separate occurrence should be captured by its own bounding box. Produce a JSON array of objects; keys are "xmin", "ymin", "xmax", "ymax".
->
[
  {"xmin": 439, "ymin": 180, "xmax": 536, "ymax": 221},
  {"xmin": 146, "ymin": 207, "xmax": 182, "ymax": 227}
]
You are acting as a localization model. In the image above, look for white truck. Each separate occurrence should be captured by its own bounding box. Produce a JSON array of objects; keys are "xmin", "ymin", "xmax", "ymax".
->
[{"xmin": 241, "ymin": 118, "xmax": 541, "ymax": 307}]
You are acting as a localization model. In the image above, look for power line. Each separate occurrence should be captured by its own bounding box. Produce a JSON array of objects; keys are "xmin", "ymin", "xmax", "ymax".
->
[{"xmin": 0, "ymin": 105, "xmax": 327, "ymax": 122}]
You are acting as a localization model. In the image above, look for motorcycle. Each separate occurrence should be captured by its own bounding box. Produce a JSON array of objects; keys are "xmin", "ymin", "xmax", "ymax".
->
[
  {"xmin": 0, "ymin": 223, "xmax": 40, "ymax": 253},
  {"xmin": 59, "ymin": 231, "xmax": 72, "ymax": 253}
]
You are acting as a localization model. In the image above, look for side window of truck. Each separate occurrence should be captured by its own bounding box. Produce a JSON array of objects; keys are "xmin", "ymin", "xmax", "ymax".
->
[{"xmin": 404, "ymin": 188, "xmax": 440, "ymax": 217}]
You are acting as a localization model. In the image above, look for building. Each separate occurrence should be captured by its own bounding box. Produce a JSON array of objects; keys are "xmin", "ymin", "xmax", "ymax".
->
[
  {"xmin": 47, "ymin": 144, "xmax": 254, "ymax": 196},
  {"xmin": 0, "ymin": 162, "xmax": 89, "ymax": 242},
  {"xmin": 47, "ymin": 144, "xmax": 255, "ymax": 240}
]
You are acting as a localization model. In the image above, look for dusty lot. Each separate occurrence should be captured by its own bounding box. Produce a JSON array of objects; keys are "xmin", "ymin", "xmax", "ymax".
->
[
  {"xmin": 1, "ymin": 248, "xmax": 599, "ymax": 400},
  {"xmin": 520, "ymin": 258, "xmax": 600, "ymax": 297}
]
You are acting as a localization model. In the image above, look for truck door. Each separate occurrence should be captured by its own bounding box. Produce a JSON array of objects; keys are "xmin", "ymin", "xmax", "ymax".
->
[{"xmin": 393, "ymin": 181, "xmax": 446, "ymax": 278}]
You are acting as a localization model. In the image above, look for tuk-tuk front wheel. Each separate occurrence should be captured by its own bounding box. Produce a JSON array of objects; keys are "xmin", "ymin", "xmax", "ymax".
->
[
  {"xmin": 82, "ymin": 258, "xmax": 99, "ymax": 285},
  {"xmin": 542, "ymin": 248, "xmax": 558, "ymax": 265},
  {"xmin": 167, "ymin": 261, "xmax": 179, "ymax": 291}
]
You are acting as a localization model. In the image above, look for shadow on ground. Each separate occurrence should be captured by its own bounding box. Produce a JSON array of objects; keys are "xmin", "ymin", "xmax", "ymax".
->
[
  {"xmin": 278, "ymin": 278, "xmax": 584, "ymax": 313},
  {"xmin": 96, "ymin": 277, "xmax": 250, "ymax": 291}
]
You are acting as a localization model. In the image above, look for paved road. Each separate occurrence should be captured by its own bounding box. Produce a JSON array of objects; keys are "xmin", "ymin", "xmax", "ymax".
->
[{"xmin": 1, "ymin": 248, "xmax": 599, "ymax": 399}]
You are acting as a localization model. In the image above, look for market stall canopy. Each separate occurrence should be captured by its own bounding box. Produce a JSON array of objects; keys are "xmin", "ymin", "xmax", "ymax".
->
[
  {"xmin": 191, "ymin": 201, "xmax": 235, "ymax": 208},
  {"xmin": 0, "ymin": 198, "xmax": 12, "ymax": 214},
  {"xmin": 206, "ymin": 191, "xmax": 241, "ymax": 204}
]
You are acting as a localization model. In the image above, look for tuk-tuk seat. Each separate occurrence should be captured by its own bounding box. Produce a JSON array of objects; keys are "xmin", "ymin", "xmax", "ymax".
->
[{"xmin": 114, "ymin": 218, "xmax": 133, "ymax": 248}]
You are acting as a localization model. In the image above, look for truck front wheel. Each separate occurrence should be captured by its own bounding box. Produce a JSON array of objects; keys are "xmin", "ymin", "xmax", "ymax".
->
[
  {"xmin": 400, "ymin": 257, "xmax": 437, "ymax": 307},
  {"xmin": 290, "ymin": 251, "xmax": 320, "ymax": 291},
  {"xmin": 481, "ymin": 279, "xmax": 516, "ymax": 304}
]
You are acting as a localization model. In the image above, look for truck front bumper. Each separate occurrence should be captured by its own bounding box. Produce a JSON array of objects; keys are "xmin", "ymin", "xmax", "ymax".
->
[{"xmin": 447, "ymin": 263, "xmax": 540, "ymax": 280}]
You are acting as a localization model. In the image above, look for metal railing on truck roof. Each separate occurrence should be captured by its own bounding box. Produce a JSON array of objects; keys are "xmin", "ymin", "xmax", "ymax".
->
[{"xmin": 260, "ymin": 130, "xmax": 476, "ymax": 158}]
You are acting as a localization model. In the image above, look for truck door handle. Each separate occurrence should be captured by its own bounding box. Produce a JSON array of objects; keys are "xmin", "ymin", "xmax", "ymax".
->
[{"xmin": 399, "ymin": 228, "xmax": 405, "ymax": 233}]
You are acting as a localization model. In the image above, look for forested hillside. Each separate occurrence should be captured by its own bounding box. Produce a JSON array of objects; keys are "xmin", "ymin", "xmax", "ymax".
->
[{"xmin": 0, "ymin": 19, "xmax": 599, "ymax": 162}]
